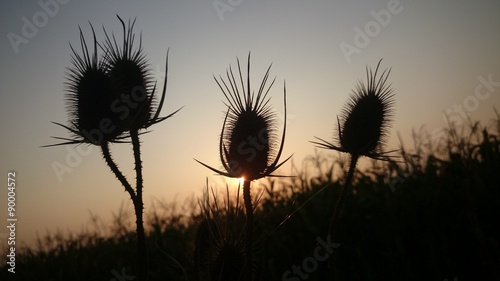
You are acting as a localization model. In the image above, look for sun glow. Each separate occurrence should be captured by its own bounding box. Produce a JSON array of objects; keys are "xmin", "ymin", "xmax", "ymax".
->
[{"xmin": 238, "ymin": 177, "xmax": 245, "ymax": 185}]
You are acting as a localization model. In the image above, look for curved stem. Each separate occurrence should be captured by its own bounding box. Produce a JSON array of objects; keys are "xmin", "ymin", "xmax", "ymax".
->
[
  {"xmin": 328, "ymin": 154, "xmax": 358, "ymax": 275},
  {"xmin": 130, "ymin": 130, "xmax": 147, "ymax": 281},
  {"xmin": 243, "ymin": 180, "xmax": 253, "ymax": 281},
  {"xmin": 100, "ymin": 142, "xmax": 135, "ymax": 200}
]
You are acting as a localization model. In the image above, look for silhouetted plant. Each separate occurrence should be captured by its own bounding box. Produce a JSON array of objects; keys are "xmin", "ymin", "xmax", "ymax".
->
[
  {"xmin": 11, "ymin": 113, "xmax": 500, "ymax": 280},
  {"xmin": 312, "ymin": 59, "xmax": 395, "ymax": 274},
  {"xmin": 44, "ymin": 16, "xmax": 181, "ymax": 280},
  {"xmin": 103, "ymin": 17, "xmax": 174, "ymax": 132},
  {"xmin": 196, "ymin": 53, "xmax": 291, "ymax": 281},
  {"xmin": 194, "ymin": 185, "xmax": 246, "ymax": 281},
  {"xmin": 47, "ymin": 25, "xmax": 125, "ymax": 146}
]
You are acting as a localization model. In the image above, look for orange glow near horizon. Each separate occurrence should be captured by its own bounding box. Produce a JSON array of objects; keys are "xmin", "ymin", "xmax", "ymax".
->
[
  {"xmin": 238, "ymin": 177, "xmax": 245, "ymax": 186},
  {"xmin": 1, "ymin": 0, "xmax": 499, "ymax": 253}
]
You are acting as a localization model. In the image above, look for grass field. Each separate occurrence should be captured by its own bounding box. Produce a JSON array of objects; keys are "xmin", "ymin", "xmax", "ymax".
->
[{"xmin": 2, "ymin": 116, "xmax": 499, "ymax": 280}]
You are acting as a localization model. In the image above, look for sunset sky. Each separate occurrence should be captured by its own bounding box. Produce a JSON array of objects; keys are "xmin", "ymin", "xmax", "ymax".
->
[{"xmin": 1, "ymin": 0, "xmax": 499, "ymax": 249}]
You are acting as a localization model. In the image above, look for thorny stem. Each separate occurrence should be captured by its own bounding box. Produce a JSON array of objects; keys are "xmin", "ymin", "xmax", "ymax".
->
[
  {"xmin": 243, "ymin": 180, "xmax": 253, "ymax": 281},
  {"xmin": 100, "ymin": 142, "xmax": 135, "ymax": 201},
  {"xmin": 101, "ymin": 138, "xmax": 148, "ymax": 280},
  {"xmin": 131, "ymin": 129, "xmax": 147, "ymax": 281},
  {"xmin": 328, "ymin": 154, "xmax": 359, "ymax": 276}
]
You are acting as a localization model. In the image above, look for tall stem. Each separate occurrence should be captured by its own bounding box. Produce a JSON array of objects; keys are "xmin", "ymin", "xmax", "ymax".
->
[
  {"xmin": 243, "ymin": 180, "xmax": 253, "ymax": 281},
  {"xmin": 329, "ymin": 154, "xmax": 358, "ymax": 237},
  {"xmin": 102, "ymin": 141, "xmax": 145, "ymax": 278},
  {"xmin": 328, "ymin": 154, "xmax": 358, "ymax": 276},
  {"xmin": 131, "ymin": 130, "xmax": 147, "ymax": 281},
  {"xmin": 100, "ymin": 142, "xmax": 135, "ymax": 203}
]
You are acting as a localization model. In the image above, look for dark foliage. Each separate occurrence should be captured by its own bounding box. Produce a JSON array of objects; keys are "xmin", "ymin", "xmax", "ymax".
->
[{"xmin": 5, "ymin": 118, "xmax": 500, "ymax": 280}]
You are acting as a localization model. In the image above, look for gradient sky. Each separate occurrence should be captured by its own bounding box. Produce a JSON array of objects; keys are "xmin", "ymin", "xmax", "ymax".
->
[{"xmin": 1, "ymin": 0, "xmax": 499, "ymax": 249}]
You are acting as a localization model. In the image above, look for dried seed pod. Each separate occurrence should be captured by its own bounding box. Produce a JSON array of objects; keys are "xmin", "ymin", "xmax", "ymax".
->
[
  {"xmin": 313, "ymin": 59, "xmax": 395, "ymax": 160},
  {"xmin": 103, "ymin": 16, "xmax": 154, "ymax": 131},
  {"xmin": 196, "ymin": 53, "xmax": 291, "ymax": 181},
  {"xmin": 46, "ymin": 24, "xmax": 126, "ymax": 146}
]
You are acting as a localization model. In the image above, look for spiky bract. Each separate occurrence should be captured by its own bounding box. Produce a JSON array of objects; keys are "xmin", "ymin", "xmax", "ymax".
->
[
  {"xmin": 45, "ymin": 16, "xmax": 180, "ymax": 147},
  {"xmin": 313, "ymin": 59, "xmax": 395, "ymax": 160},
  {"xmin": 210, "ymin": 235, "xmax": 245, "ymax": 281},
  {"xmin": 194, "ymin": 187, "xmax": 246, "ymax": 281},
  {"xmin": 103, "ymin": 16, "xmax": 155, "ymax": 131},
  {"xmin": 225, "ymin": 105, "xmax": 275, "ymax": 180},
  {"xmin": 196, "ymin": 53, "xmax": 291, "ymax": 181},
  {"xmin": 59, "ymin": 25, "xmax": 125, "ymax": 145}
]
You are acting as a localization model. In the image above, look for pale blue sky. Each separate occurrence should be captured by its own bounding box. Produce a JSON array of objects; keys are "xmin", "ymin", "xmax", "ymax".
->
[{"xmin": 1, "ymin": 0, "xmax": 499, "ymax": 248}]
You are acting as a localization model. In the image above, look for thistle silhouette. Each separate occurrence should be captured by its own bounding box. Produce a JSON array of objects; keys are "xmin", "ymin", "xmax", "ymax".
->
[
  {"xmin": 311, "ymin": 59, "xmax": 395, "ymax": 274},
  {"xmin": 194, "ymin": 185, "xmax": 246, "ymax": 281},
  {"xmin": 103, "ymin": 17, "xmax": 174, "ymax": 131},
  {"xmin": 44, "ymin": 16, "xmax": 181, "ymax": 281},
  {"xmin": 196, "ymin": 53, "xmax": 291, "ymax": 281},
  {"xmin": 47, "ymin": 25, "xmax": 125, "ymax": 146}
]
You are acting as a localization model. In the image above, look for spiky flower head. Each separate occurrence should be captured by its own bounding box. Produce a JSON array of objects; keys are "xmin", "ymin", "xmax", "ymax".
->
[
  {"xmin": 45, "ymin": 16, "xmax": 180, "ymax": 147},
  {"xmin": 103, "ymin": 16, "xmax": 169, "ymax": 131},
  {"xmin": 194, "ymin": 186, "xmax": 246, "ymax": 281},
  {"xmin": 46, "ymin": 24, "xmax": 127, "ymax": 146},
  {"xmin": 196, "ymin": 53, "xmax": 291, "ymax": 181},
  {"xmin": 313, "ymin": 59, "xmax": 395, "ymax": 159}
]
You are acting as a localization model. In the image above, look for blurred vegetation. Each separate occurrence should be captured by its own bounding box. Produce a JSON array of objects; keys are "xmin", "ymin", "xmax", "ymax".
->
[{"xmin": 2, "ymin": 115, "xmax": 500, "ymax": 280}]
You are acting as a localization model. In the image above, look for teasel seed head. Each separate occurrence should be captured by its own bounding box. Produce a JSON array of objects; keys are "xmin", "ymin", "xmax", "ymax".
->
[
  {"xmin": 226, "ymin": 108, "xmax": 274, "ymax": 180},
  {"xmin": 196, "ymin": 53, "xmax": 292, "ymax": 181},
  {"xmin": 209, "ymin": 234, "xmax": 245, "ymax": 281},
  {"xmin": 103, "ymin": 16, "xmax": 182, "ymax": 132},
  {"xmin": 313, "ymin": 59, "xmax": 395, "ymax": 160},
  {"xmin": 45, "ymin": 17, "xmax": 181, "ymax": 148},
  {"xmin": 44, "ymin": 24, "xmax": 127, "ymax": 147},
  {"xmin": 194, "ymin": 186, "xmax": 246, "ymax": 281},
  {"xmin": 102, "ymin": 16, "xmax": 155, "ymax": 132}
]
